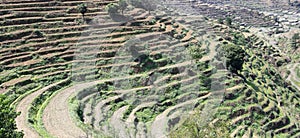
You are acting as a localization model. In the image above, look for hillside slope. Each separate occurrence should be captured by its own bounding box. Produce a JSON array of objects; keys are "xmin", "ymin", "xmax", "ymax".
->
[{"xmin": 0, "ymin": 0, "xmax": 299, "ymax": 138}]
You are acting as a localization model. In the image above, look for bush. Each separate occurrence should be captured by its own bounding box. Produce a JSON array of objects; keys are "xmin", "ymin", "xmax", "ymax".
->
[
  {"xmin": 218, "ymin": 18, "xmax": 224, "ymax": 24},
  {"xmin": 225, "ymin": 17, "xmax": 232, "ymax": 26},
  {"xmin": 0, "ymin": 94, "xmax": 24, "ymax": 138},
  {"xmin": 220, "ymin": 44, "xmax": 245, "ymax": 74},
  {"xmin": 148, "ymin": 19, "xmax": 157, "ymax": 25},
  {"xmin": 232, "ymin": 32, "xmax": 247, "ymax": 45},
  {"xmin": 188, "ymin": 43, "xmax": 204, "ymax": 60},
  {"xmin": 106, "ymin": 3, "xmax": 119, "ymax": 15},
  {"xmin": 77, "ymin": 4, "xmax": 87, "ymax": 17},
  {"xmin": 33, "ymin": 30, "xmax": 44, "ymax": 37},
  {"xmin": 169, "ymin": 112, "xmax": 231, "ymax": 138}
]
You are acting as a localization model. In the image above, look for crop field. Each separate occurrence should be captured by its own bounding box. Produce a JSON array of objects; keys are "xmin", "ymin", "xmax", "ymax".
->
[{"xmin": 0, "ymin": 0, "xmax": 300, "ymax": 138}]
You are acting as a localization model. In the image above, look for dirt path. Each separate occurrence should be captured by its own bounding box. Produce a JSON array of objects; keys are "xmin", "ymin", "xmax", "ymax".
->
[
  {"xmin": 200, "ymin": 35, "xmax": 218, "ymax": 62},
  {"xmin": 287, "ymin": 63, "xmax": 300, "ymax": 91},
  {"xmin": 42, "ymin": 82, "xmax": 98, "ymax": 138},
  {"xmin": 16, "ymin": 79, "xmax": 69, "ymax": 138}
]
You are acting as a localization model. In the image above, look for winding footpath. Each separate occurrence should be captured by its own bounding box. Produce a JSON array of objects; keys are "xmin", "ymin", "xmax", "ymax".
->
[
  {"xmin": 16, "ymin": 79, "xmax": 69, "ymax": 138},
  {"xmin": 42, "ymin": 82, "xmax": 97, "ymax": 138},
  {"xmin": 287, "ymin": 63, "xmax": 300, "ymax": 91}
]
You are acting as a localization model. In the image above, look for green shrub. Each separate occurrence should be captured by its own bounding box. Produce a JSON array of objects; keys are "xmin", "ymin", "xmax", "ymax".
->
[
  {"xmin": 33, "ymin": 30, "xmax": 44, "ymax": 37},
  {"xmin": 0, "ymin": 94, "xmax": 24, "ymax": 138},
  {"xmin": 231, "ymin": 32, "xmax": 246, "ymax": 45},
  {"xmin": 148, "ymin": 19, "xmax": 157, "ymax": 25},
  {"xmin": 136, "ymin": 108, "xmax": 154, "ymax": 122},
  {"xmin": 219, "ymin": 44, "xmax": 245, "ymax": 74},
  {"xmin": 106, "ymin": 3, "xmax": 119, "ymax": 15},
  {"xmin": 188, "ymin": 43, "xmax": 204, "ymax": 60},
  {"xmin": 77, "ymin": 4, "xmax": 87, "ymax": 17},
  {"xmin": 169, "ymin": 113, "xmax": 231, "ymax": 138},
  {"xmin": 217, "ymin": 18, "xmax": 223, "ymax": 24},
  {"xmin": 225, "ymin": 17, "xmax": 232, "ymax": 26}
]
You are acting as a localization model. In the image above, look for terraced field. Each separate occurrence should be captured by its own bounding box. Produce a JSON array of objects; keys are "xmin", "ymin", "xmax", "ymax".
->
[
  {"xmin": 0, "ymin": 0, "xmax": 300, "ymax": 138},
  {"xmin": 0, "ymin": 0, "xmax": 218, "ymax": 137}
]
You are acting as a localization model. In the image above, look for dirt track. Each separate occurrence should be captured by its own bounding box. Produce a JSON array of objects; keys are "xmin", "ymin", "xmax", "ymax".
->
[
  {"xmin": 287, "ymin": 63, "xmax": 300, "ymax": 91},
  {"xmin": 16, "ymin": 79, "xmax": 69, "ymax": 138},
  {"xmin": 42, "ymin": 82, "xmax": 97, "ymax": 138}
]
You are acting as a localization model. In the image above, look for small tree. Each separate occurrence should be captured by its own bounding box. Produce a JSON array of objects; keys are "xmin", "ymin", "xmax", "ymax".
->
[
  {"xmin": 218, "ymin": 18, "xmax": 224, "ymax": 24},
  {"xmin": 118, "ymin": 0, "xmax": 128, "ymax": 15},
  {"xmin": 220, "ymin": 44, "xmax": 245, "ymax": 74},
  {"xmin": 142, "ymin": 0, "xmax": 157, "ymax": 14},
  {"xmin": 106, "ymin": 3, "xmax": 120, "ymax": 15},
  {"xmin": 77, "ymin": 4, "xmax": 87, "ymax": 18},
  {"xmin": 0, "ymin": 94, "xmax": 24, "ymax": 138},
  {"xmin": 225, "ymin": 17, "xmax": 232, "ymax": 26}
]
